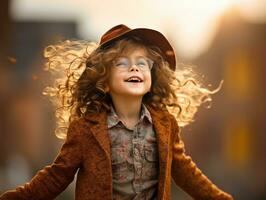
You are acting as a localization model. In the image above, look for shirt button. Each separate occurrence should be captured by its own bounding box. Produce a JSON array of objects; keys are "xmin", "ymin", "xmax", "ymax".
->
[
  {"xmin": 136, "ymin": 168, "xmax": 141, "ymax": 175},
  {"xmin": 134, "ymin": 148, "xmax": 139, "ymax": 156}
]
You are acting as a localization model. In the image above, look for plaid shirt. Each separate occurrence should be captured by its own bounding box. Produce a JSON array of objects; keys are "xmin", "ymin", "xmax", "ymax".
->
[{"xmin": 107, "ymin": 104, "xmax": 159, "ymax": 200}]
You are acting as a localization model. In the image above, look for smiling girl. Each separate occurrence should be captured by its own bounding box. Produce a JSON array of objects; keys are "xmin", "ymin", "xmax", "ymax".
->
[{"xmin": 0, "ymin": 24, "xmax": 233, "ymax": 200}]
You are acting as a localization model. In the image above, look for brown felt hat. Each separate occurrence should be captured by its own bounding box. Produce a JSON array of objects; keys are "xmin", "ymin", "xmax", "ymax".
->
[{"xmin": 99, "ymin": 24, "xmax": 176, "ymax": 70}]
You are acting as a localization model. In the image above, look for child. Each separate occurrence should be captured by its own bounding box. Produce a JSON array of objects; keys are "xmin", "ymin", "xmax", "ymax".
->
[{"xmin": 0, "ymin": 24, "xmax": 234, "ymax": 200}]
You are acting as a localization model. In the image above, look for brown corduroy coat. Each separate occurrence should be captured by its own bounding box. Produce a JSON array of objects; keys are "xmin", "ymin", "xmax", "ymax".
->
[{"xmin": 0, "ymin": 105, "xmax": 233, "ymax": 200}]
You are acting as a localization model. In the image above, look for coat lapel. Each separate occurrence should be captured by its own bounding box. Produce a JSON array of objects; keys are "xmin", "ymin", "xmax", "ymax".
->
[
  {"xmin": 85, "ymin": 110, "xmax": 111, "ymax": 161},
  {"xmin": 146, "ymin": 105, "xmax": 172, "ymax": 199},
  {"xmin": 147, "ymin": 106, "xmax": 171, "ymax": 164}
]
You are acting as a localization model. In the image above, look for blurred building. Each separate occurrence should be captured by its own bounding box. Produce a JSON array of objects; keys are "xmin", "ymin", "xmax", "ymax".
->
[
  {"xmin": 183, "ymin": 9, "xmax": 266, "ymax": 200},
  {"xmin": 0, "ymin": 1, "xmax": 78, "ymax": 199}
]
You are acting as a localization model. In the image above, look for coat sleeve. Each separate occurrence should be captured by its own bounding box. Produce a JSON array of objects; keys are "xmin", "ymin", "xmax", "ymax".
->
[
  {"xmin": 0, "ymin": 120, "xmax": 83, "ymax": 200},
  {"xmin": 170, "ymin": 118, "xmax": 234, "ymax": 200}
]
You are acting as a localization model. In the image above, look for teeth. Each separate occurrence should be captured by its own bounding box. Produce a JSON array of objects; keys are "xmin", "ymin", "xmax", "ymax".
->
[{"xmin": 127, "ymin": 77, "xmax": 141, "ymax": 82}]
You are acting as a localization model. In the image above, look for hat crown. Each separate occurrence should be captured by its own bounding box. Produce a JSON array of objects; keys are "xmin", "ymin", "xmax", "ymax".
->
[{"xmin": 100, "ymin": 24, "xmax": 131, "ymax": 45}]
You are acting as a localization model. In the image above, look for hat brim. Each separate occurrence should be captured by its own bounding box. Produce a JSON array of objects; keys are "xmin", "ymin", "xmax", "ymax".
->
[{"xmin": 99, "ymin": 28, "xmax": 176, "ymax": 70}]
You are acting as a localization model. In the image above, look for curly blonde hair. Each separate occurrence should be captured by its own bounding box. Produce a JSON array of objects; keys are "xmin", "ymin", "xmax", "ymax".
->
[{"xmin": 43, "ymin": 37, "xmax": 223, "ymax": 139}]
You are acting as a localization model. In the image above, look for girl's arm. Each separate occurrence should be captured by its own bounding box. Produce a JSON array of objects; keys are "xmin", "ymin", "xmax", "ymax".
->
[
  {"xmin": 0, "ymin": 120, "xmax": 83, "ymax": 200},
  {"xmin": 171, "ymin": 118, "xmax": 234, "ymax": 200}
]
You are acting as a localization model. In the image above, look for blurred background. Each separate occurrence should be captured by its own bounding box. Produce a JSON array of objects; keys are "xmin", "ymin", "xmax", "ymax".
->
[{"xmin": 0, "ymin": 0, "xmax": 265, "ymax": 199}]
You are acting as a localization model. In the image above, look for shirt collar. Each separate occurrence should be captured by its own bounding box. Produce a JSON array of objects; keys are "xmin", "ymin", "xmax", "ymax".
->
[{"xmin": 107, "ymin": 103, "xmax": 153, "ymax": 129}]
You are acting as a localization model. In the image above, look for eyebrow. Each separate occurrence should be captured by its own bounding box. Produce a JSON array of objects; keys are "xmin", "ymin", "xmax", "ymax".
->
[{"xmin": 117, "ymin": 55, "xmax": 149, "ymax": 59}]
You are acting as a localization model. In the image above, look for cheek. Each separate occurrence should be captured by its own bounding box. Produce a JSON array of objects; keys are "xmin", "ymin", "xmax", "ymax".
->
[
  {"xmin": 109, "ymin": 69, "xmax": 124, "ymax": 81},
  {"xmin": 146, "ymin": 73, "xmax": 152, "ymax": 87},
  {"xmin": 107, "ymin": 70, "xmax": 124, "ymax": 90}
]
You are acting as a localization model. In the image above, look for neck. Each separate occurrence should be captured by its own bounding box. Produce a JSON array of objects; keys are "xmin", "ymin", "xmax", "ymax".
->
[{"xmin": 110, "ymin": 95, "xmax": 143, "ymax": 122}]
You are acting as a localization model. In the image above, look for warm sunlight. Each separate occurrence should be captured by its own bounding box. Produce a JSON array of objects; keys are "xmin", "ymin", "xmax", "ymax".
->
[
  {"xmin": 153, "ymin": 0, "xmax": 237, "ymax": 58},
  {"xmin": 10, "ymin": 0, "xmax": 265, "ymax": 59}
]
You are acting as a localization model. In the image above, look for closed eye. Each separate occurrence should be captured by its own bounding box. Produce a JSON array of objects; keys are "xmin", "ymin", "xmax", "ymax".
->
[
  {"xmin": 114, "ymin": 57, "xmax": 129, "ymax": 67},
  {"xmin": 136, "ymin": 62, "xmax": 146, "ymax": 66},
  {"xmin": 116, "ymin": 62, "xmax": 127, "ymax": 67}
]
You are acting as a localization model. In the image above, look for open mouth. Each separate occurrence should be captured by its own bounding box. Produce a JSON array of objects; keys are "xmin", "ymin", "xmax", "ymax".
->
[{"xmin": 125, "ymin": 76, "xmax": 143, "ymax": 83}]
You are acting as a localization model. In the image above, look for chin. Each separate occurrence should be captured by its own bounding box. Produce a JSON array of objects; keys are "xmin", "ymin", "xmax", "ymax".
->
[{"xmin": 127, "ymin": 92, "xmax": 149, "ymax": 98}]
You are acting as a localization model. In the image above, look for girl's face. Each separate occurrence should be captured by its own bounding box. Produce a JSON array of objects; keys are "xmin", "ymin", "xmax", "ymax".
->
[{"xmin": 107, "ymin": 46, "xmax": 152, "ymax": 99}]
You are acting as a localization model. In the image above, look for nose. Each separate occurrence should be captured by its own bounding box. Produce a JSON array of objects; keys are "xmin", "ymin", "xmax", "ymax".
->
[{"xmin": 129, "ymin": 64, "xmax": 140, "ymax": 72}]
